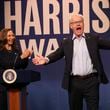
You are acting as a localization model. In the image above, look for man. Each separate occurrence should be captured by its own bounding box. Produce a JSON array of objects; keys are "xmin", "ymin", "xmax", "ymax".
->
[{"xmin": 32, "ymin": 14, "xmax": 110, "ymax": 110}]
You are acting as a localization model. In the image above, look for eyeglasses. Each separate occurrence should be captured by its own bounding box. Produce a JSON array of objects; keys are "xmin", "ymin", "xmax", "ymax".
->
[{"xmin": 70, "ymin": 20, "xmax": 83, "ymax": 24}]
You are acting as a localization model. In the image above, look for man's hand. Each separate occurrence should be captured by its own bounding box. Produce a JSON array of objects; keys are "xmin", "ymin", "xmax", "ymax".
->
[{"xmin": 32, "ymin": 54, "xmax": 47, "ymax": 65}]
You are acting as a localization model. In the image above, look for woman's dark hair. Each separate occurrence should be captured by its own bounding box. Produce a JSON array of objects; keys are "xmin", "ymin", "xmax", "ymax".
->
[{"xmin": 0, "ymin": 28, "xmax": 18, "ymax": 51}]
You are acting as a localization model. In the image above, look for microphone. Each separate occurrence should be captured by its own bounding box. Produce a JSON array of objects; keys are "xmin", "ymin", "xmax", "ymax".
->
[{"xmin": 13, "ymin": 52, "xmax": 18, "ymax": 69}]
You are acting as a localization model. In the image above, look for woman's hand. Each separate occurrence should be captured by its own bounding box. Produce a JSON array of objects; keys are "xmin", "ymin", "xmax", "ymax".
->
[{"xmin": 20, "ymin": 49, "xmax": 32, "ymax": 59}]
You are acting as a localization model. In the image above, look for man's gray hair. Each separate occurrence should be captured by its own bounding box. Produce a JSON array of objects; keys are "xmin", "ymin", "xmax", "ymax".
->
[{"xmin": 69, "ymin": 13, "xmax": 84, "ymax": 24}]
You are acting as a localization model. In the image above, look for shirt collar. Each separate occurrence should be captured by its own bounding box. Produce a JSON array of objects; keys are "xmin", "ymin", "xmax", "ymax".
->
[{"xmin": 72, "ymin": 33, "xmax": 86, "ymax": 40}]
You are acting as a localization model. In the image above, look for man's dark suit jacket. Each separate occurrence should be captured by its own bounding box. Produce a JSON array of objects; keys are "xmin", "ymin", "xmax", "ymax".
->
[{"xmin": 47, "ymin": 34, "xmax": 110, "ymax": 90}]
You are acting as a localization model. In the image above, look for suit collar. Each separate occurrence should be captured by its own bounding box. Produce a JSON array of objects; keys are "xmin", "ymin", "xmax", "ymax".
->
[
  {"xmin": 85, "ymin": 33, "xmax": 92, "ymax": 39},
  {"xmin": 72, "ymin": 33, "xmax": 86, "ymax": 40}
]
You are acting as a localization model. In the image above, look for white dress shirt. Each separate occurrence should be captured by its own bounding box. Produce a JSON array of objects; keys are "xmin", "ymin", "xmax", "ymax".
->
[{"xmin": 72, "ymin": 34, "xmax": 94, "ymax": 76}]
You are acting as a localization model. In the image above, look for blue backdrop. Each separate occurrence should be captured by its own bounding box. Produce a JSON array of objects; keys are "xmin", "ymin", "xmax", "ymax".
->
[{"xmin": 0, "ymin": 0, "xmax": 110, "ymax": 110}]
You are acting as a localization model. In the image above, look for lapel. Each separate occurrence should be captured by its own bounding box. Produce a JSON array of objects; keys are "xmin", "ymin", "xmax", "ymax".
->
[
  {"xmin": 85, "ymin": 33, "xmax": 95, "ymax": 60},
  {"xmin": 69, "ymin": 39, "xmax": 73, "ymax": 61}
]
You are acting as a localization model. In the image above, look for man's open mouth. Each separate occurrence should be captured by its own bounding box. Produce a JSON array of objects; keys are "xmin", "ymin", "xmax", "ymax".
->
[{"xmin": 76, "ymin": 27, "xmax": 81, "ymax": 30}]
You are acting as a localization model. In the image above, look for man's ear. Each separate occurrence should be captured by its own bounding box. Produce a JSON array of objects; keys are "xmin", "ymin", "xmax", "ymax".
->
[{"xmin": 70, "ymin": 24, "xmax": 73, "ymax": 29}]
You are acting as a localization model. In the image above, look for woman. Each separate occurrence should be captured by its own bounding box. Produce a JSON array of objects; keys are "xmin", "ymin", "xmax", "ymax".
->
[{"xmin": 0, "ymin": 28, "xmax": 31, "ymax": 110}]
